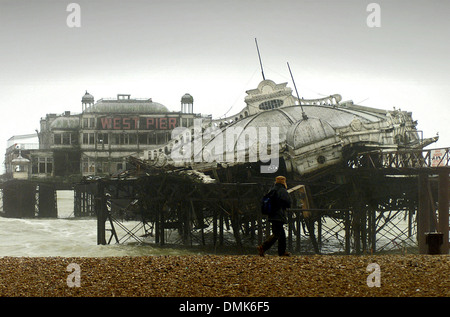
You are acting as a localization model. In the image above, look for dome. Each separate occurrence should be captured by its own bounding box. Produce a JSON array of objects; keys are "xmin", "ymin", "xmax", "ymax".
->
[
  {"xmin": 286, "ymin": 117, "xmax": 336, "ymax": 150},
  {"xmin": 84, "ymin": 101, "xmax": 169, "ymax": 114},
  {"xmin": 185, "ymin": 104, "xmax": 379, "ymax": 164},
  {"xmin": 181, "ymin": 93, "xmax": 194, "ymax": 104},
  {"xmin": 50, "ymin": 116, "xmax": 80, "ymax": 130},
  {"xmin": 12, "ymin": 155, "xmax": 30, "ymax": 164},
  {"xmin": 82, "ymin": 91, "xmax": 94, "ymax": 103},
  {"xmin": 197, "ymin": 109, "xmax": 297, "ymax": 162}
]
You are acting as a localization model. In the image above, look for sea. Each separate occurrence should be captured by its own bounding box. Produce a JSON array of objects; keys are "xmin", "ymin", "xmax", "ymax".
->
[
  {"xmin": 0, "ymin": 190, "xmax": 198, "ymax": 257},
  {"xmin": 1, "ymin": 190, "xmax": 421, "ymax": 257}
]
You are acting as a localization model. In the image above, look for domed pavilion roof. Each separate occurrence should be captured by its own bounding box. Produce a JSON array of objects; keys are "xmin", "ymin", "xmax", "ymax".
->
[
  {"xmin": 84, "ymin": 99, "xmax": 169, "ymax": 114},
  {"xmin": 181, "ymin": 93, "xmax": 194, "ymax": 104},
  {"xmin": 191, "ymin": 104, "xmax": 383, "ymax": 163},
  {"xmin": 50, "ymin": 116, "xmax": 80, "ymax": 130},
  {"xmin": 82, "ymin": 91, "xmax": 94, "ymax": 103},
  {"xmin": 286, "ymin": 117, "xmax": 336, "ymax": 149}
]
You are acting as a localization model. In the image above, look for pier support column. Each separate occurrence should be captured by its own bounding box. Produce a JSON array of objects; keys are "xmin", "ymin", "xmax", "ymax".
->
[
  {"xmin": 96, "ymin": 181, "xmax": 107, "ymax": 245},
  {"xmin": 2, "ymin": 180, "xmax": 36, "ymax": 218},
  {"xmin": 344, "ymin": 210, "xmax": 351, "ymax": 255},
  {"xmin": 219, "ymin": 210, "xmax": 224, "ymax": 246},
  {"xmin": 37, "ymin": 183, "xmax": 57, "ymax": 218},
  {"xmin": 438, "ymin": 171, "xmax": 449, "ymax": 254},
  {"xmin": 74, "ymin": 188, "xmax": 81, "ymax": 217},
  {"xmin": 368, "ymin": 208, "xmax": 376, "ymax": 253},
  {"xmin": 212, "ymin": 208, "xmax": 218, "ymax": 247},
  {"xmin": 418, "ymin": 173, "xmax": 431, "ymax": 254},
  {"xmin": 183, "ymin": 202, "xmax": 191, "ymax": 246}
]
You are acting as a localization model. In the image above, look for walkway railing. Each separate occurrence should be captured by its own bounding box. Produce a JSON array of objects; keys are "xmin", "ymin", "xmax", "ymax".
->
[{"xmin": 349, "ymin": 147, "xmax": 450, "ymax": 170}]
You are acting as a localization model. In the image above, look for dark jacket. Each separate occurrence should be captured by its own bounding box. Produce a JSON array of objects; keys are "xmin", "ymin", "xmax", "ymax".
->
[{"xmin": 268, "ymin": 183, "xmax": 291, "ymax": 223}]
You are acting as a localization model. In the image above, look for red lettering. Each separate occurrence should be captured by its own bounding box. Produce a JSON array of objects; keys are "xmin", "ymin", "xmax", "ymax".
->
[
  {"xmin": 123, "ymin": 118, "xmax": 130, "ymax": 129},
  {"xmin": 160, "ymin": 117, "xmax": 167, "ymax": 129},
  {"xmin": 99, "ymin": 116, "xmax": 179, "ymax": 130},
  {"xmin": 101, "ymin": 117, "xmax": 112, "ymax": 129},
  {"xmin": 168, "ymin": 118, "xmax": 177, "ymax": 129},
  {"xmin": 146, "ymin": 118, "xmax": 154, "ymax": 129},
  {"xmin": 132, "ymin": 117, "xmax": 139, "ymax": 129},
  {"xmin": 113, "ymin": 118, "xmax": 120, "ymax": 129}
]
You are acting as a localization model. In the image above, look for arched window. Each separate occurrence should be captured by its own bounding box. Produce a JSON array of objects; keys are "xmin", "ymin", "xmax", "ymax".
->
[{"xmin": 259, "ymin": 99, "xmax": 283, "ymax": 110}]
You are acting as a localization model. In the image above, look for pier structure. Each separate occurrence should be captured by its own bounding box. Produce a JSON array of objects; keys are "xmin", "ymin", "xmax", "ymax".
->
[
  {"xmin": 1, "ymin": 90, "xmax": 204, "ymax": 218},
  {"xmin": 0, "ymin": 180, "xmax": 69, "ymax": 218},
  {"xmin": 84, "ymin": 147, "xmax": 449, "ymax": 255},
  {"xmin": 1, "ymin": 76, "xmax": 448, "ymax": 254}
]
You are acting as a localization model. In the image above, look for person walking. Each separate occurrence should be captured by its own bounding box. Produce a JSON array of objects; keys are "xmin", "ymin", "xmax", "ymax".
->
[{"xmin": 257, "ymin": 176, "xmax": 292, "ymax": 256}]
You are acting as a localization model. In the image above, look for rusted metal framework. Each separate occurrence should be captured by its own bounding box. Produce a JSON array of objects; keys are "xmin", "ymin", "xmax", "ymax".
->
[
  {"xmin": 342, "ymin": 147, "xmax": 449, "ymax": 254},
  {"xmin": 1, "ymin": 146, "xmax": 447, "ymax": 254},
  {"xmin": 83, "ymin": 147, "xmax": 449, "ymax": 255},
  {"xmin": 347, "ymin": 147, "xmax": 450, "ymax": 170},
  {"xmin": 2, "ymin": 73, "xmax": 447, "ymax": 254},
  {"xmin": 0, "ymin": 180, "xmax": 58, "ymax": 218},
  {"xmin": 91, "ymin": 173, "xmax": 272, "ymax": 250}
]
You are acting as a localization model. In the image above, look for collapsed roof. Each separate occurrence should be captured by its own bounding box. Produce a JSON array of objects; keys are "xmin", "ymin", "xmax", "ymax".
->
[{"xmin": 144, "ymin": 79, "xmax": 437, "ymax": 177}]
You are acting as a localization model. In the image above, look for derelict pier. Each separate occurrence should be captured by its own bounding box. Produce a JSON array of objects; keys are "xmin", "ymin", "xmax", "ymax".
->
[
  {"xmin": 1, "ymin": 78, "xmax": 449, "ymax": 255},
  {"xmin": 78, "ymin": 147, "xmax": 449, "ymax": 255}
]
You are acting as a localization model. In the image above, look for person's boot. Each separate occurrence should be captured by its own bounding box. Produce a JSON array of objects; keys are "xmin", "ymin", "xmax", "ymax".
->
[
  {"xmin": 280, "ymin": 252, "xmax": 291, "ymax": 256},
  {"xmin": 257, "ymin": 245, "xmax": 265, "ymax": 257}
]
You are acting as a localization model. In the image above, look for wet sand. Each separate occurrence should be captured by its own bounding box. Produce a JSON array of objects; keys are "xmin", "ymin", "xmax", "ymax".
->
[{"xmin": 0, "ymin": 254, "xmax": 448, "ymax": 297}]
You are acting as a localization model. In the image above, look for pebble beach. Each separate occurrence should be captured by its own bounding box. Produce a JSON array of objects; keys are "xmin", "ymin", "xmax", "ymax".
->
[{"xmin": 0, "ymin": 254, "xmax": 448, "ymax": 297}]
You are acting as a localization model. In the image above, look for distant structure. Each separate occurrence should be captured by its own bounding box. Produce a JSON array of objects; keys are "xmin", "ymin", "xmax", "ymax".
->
[
  {"xmin": 181, "ymin": 93, "xmax": 194, "ymax": 114},
  {"xmin": 4, "ymin": 92, "xmax": 206, "ymax": 180}
]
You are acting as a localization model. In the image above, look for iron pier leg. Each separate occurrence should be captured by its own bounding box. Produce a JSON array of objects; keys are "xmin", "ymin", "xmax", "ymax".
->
[
  {"xmin": 96, "ymin": 181, "xmax": 107, "ymax": 245},
  {"xmin": 438, "ymin": 171, "xmax": 449, "ymax": 254},
  {"xmin": 345, "ymin": 210, "xmax": 351, "ymax": 255},
  {"xmin": 213, "ymin": 208, "xmax": 218, "ymax": 247},
  {"xmin": 418, "ymin": 173, "xmax": 430, "ymax": 254}
]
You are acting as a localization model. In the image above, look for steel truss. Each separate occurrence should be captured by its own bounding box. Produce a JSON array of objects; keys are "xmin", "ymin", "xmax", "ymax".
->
[{"xmin": 85, "ymin": 147, "xmax": 449, "ymax": 255}]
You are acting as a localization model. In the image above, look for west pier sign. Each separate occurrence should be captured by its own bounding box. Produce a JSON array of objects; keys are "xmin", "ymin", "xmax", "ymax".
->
[{"xmin": 98, "ymin": 116, "xmax": 178, "ymax": 130}]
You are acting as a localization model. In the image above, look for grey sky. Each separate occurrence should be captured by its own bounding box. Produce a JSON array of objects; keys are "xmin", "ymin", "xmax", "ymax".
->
[{"xmin": 0, "ymin": 0, "xmax": 449, "ymax": 162}]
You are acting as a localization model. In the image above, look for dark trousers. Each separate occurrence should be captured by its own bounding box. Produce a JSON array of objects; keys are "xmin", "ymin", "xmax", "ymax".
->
[{"xmin": 261, "ymin": 221, "xmax": 286, "ymax": 256}]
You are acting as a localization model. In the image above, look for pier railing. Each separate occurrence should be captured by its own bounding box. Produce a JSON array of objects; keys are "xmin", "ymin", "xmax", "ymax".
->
[{"xmin": 348, "ymin": 147, "xmax": 450, "ymax": 170}]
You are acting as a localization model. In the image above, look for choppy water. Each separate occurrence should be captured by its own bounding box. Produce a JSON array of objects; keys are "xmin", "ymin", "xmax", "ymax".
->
[
  {"xmin": 0, "ymin": 190, "xmax": 198, "ymax": 257},
  {"xmin": 1, "ymin": 191, "xmax": 424, "ymax": 257}
]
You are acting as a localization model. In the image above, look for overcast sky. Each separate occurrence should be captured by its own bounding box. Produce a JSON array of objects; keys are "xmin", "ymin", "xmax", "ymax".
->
[{"xmin": 0, "ymin": 0, "xmax": 449, "ymax": 164}]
